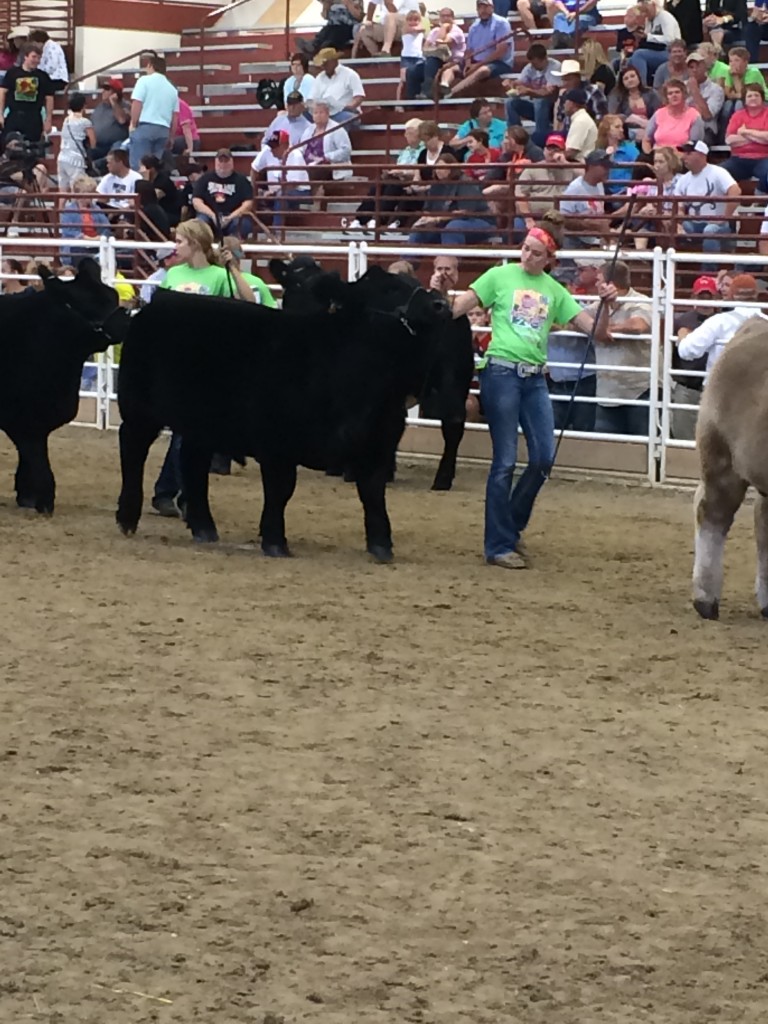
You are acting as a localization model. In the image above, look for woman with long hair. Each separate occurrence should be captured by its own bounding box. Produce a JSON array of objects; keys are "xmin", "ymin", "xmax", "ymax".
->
[
  {"xmin": 450, "ymin": 211, "xmax": 615, "ymax": 569},
  {"xmin": 610, "ymin": 145, "xmax": 682, "ymax": 248},
  {"xmin": 596, "ymin": 113, "xmax": 640, "ymax": 194},
  {"xmin": 607, "ymin": 64, "xmax": 661, "ymax": 140}
]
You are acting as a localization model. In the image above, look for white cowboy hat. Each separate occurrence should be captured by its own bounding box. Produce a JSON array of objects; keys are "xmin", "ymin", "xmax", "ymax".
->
[{"xmin": 553, "ymin": 59, "xmax": 582, "ymax": 76}]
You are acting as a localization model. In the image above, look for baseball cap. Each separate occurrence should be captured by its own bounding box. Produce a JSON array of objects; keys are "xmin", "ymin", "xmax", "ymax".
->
[
  {"xmin": 312, "ymin": 47, "xmax": 339, "ymax": 65},
  {"xmin": 692, "ymin": 275, "xmax": 718, "ymax": 295},
  {"xmin": 154, "ymin": 243, "xmax": 176, "ymax": 262},
  {"xmin": 584, "ymin": 148, "xmax": 612, "ymax": 166},
  {"xmin": 553, "ymin": 59, "xmax": 581, "ymax": 76},
  {"xmin": 99, "ymin": 76, "xmax": 124, "ymax": 91},
  {"xmin": 286, "ymin": 90, "xmax": 304, "ymax": 103},
  {"xmin": 731, "ymin": 273, "xmax": 758, "ymax": 294},
  {"xmin": 686, "ymin": 51, "xmax": 706, "ymax": 62},
  {"xmin": 215, "ymin": 147, "xmax": 233, "ymax": 159},
  {"xmin": 678, "ymin": 140, "xmax": 709, "ymax": 155},
  {"xmin": 266, "ymin": 130, "xmax": 290, "ymax": 147},
  {"xmin": 543, "ymin": 133, "xmax": 566, "ymax": 149},
  {"xmin": 563, "ymin": 87, "xmax": 588, "ymax": 105}
]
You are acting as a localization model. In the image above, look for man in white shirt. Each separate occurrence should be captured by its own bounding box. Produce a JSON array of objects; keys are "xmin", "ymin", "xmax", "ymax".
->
[
  {"xmin": 562, "ymin": 88, "xmax": 597, "ymax": 161},
  {"xmin": 560, "ymin": 149, "xmax": 610, "ymax": 247},
  {"xmin": 310, "ymin": 48, "xmax": 365, "ymax": 123},
  {"xmin": 96, "ymin": 148, "xmax": 142, "ymax": 209},
  {"xmin": 673, "ymin": 140, "xmax": 741, "ymax": 253},
  {"xmin": 251, "ymin": 130, "xmax": 311, "ymax": 228},
  {"xmin": 628, "ymin": 0, "xmax": 682, "ymax": 85},
  {"xmin": 356, "ymin": 0, "xmax": 420, "ymax": 55},
  {"xmin": 677, "ymin": 274, "xmax": 767, "ymax": 382}
]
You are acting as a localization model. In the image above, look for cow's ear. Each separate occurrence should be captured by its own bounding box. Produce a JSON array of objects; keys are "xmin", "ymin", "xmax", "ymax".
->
[
  {"xmin": 38, "ymin": 264, "xmax": 53, "ymax": 283},
  {"xmin": 269, "ymin": 259, "xmax": 290, "ymax": 285},
  {"xmin": 312, "ymin": 271, "xmax": 347, "ymax": 307},
  {"xmin": 76, "ymin": 257, "xmax": 102, "ymax": 283}
]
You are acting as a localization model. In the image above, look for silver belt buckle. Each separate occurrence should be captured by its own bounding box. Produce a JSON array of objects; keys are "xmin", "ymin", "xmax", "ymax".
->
[{"xmin": 517, "ymin": 363, "xmax": 535, "ymax": 378}]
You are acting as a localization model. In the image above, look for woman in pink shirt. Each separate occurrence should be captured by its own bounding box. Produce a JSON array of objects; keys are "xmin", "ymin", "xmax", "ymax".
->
[
  {"xmin": 722, "ymin": 82, "xmax": 768, "ymax": 190},
  {"xmin": 405, "ymin": 7, "xmax": 466, "ymax": 99},
  {"xmin": 173, "ymin": 98, "xmax": 201, "ymax": 157},
  {"xmin": 641, "ymin": 79, "xmax": 704, "ymax": 154}
]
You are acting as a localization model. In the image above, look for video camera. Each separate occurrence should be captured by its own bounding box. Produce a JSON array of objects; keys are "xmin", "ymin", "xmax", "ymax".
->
[{"xmin": 1, "ymin": 132, "xmax": 51, "ymax": 164}]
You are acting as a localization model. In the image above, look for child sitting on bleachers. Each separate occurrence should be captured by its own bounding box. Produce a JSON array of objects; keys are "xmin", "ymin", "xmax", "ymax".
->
[{"xmin": 398, "ymin": 10, "xmax": 425, "ymax": 104}]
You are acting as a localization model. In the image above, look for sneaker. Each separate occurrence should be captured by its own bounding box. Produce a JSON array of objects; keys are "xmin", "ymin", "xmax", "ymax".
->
[
  {"xmin": 382, "ymin": 220, "xmax": 403, "ymax": 238},
  {"xmin": 365, "ymin": 218, "xmax": 377, "ymax": 233},
  {"xmin": 343, "ymin": 218, "xmax": 363, "ymax": 233},
  {"xmin": 152, "ymin": 496, "xmax": 181, "ymax": 518},
  {"xmin": 439, "ymin": 83, "xmax": 451, "ymax": 98},
  {"xmin": 486, "ymin": 550, "xmax": 527, "ymax": 570}
]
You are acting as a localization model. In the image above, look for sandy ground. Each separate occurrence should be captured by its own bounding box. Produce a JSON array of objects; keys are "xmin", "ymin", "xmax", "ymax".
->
[{"xmin": 0, "ymin": 428, "xmax": 766, "ymax": 1024}]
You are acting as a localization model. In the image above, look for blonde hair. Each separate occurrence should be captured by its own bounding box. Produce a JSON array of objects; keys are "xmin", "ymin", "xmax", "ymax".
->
[
  {"xmin": 581, "ymin": 39, "xmax": 609, "ymax": 78},
  {"xmin": 653, "ymin": 145, "xmax": 682, "ymax": 175},
  {"xmin": 72, "ymin": 174, "xmax": 97, "ymax": 194},
  {"xmin": 176, "ymin": 219, "xmax": 219, "ymax": 265}
]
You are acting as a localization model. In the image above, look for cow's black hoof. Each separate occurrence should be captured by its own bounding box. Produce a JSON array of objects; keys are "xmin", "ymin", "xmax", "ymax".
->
[
  {"xmin": 192, "ymin": 528, "xmax": 219, "ymax": 544},
  {"xmin": 760, "ymin": 605, "xmax": 768, "ymax": 620},
  {"xmin": 117, "ymin": 521, "xmax": 137, "ymax": 537},
  {"xmin": 16, "ymin": 495, "xmax": 36, "ymax": 509},
  {"xmin": 342, "ymin": 469, "xmax": 357, "ymax": 484},
  {"xmin": 431, "ymin": 477, "xmax": 453, "ymax": 492},
  {"xmin": 35, "ymin": 503, "xmax": 54, "ymax": 516},
  {"xmin": 262, "ymin": 542, "xmax": 292, "ymax": 558},
  {"xmin": 693, "ymin": 598, "xmax": 719, "ymax": 621},
  {"xmin": 368, "ymin": 544, "xmax": 393, "ymax": 564}
]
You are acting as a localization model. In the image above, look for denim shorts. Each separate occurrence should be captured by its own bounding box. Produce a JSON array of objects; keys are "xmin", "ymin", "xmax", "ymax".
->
[
  {"xmin": 401, "ymin": 55, "xmax": 424, "ymax": 69},
  {"xmin": 485, "ymin": 59, "xmax": 513, "ymax": 78}
]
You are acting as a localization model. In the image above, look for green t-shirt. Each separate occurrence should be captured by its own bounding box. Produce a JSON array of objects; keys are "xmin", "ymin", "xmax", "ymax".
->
[
  {"xmin": 242, "ymin": 272, "xmax": 277, "ymax": 307},
  {"xmin": 470, "ymin": 264, "xmax": 582, "ymax": 365},
  {"xmin": 708, "ymin": 59, "xmax": 729, "ymax": 82},
  {"xmin": 718, "ymin": 65, "xmax": 767, "ymax": 95},
  {"xmin": 161, "ymin": 263, "xmax": 232, "ymax": 297}
]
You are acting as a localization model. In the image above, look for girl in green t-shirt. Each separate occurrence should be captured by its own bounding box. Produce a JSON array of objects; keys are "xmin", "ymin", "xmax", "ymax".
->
[{"xmin": 451, "ymin": 211, "xmax": 615, "ymax": 570}]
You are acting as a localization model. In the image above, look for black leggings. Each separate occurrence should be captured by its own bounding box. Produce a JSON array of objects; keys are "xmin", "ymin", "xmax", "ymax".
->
[{"xmin": 356, "ymin": 181, "xmax": 419, "ymax": 223}]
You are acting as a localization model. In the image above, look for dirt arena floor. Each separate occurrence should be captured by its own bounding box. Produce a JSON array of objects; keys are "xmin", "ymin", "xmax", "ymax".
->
[{"xmin": 0, "ymin": 428, "xmax": 766, "ymax": 1024}]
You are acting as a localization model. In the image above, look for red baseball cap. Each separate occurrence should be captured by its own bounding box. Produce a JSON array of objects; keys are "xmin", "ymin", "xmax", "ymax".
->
[
  {"xmin": 692, "ymin": 275, "xmax": 718, "ymax": 295},
  {"xmin": 266, "ymin": 130, "xmax": 290, "ymax": 147},
  {"xmin": 544, "ymin": 133, "xmax": 566, "ymax": 149}
]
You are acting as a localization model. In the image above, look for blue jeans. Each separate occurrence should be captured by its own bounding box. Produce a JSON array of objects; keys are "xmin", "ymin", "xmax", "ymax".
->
[
  {"xmin": 270, "ymin": 187, "xmax": 311, "ymax": 228},
  {"xmin": 405, "ymin": 55, "xmax": 445, "ymax": 98},
  {"xmin": 196, "ymin": 213, "xmax": 251, "ymax": 238},
  {"xmin": 129, "ymin": 122, "xmax": 171, "ymax": 171},
  {"xmin": 154, "ymin": 432, "xmax": 182, "ymax": 501},
  {"xmin": 594, "ymin": 389, "xmax": 652, "ymax": 436},
  {"xmin": 408, "ymin": 218, "xmax": 495, "ymax": 248},
  {"xmin": 682, "ymin": 218, "xmax": 730, "ymax": 253},
  {"xmin": 480, "ymin": 363, "xmax": 554, "ymax": 559},
  {"xmin": 627, "ymin": 47, "xmax": 668, "ymax": 86},
  {"xmin": 505, "ymin": 96, "xmax": 555, "ymax": 144},
  {"xmin": 746, "ymin": 19, "xmax": 768, "ymax": 61},
  {"xmin": 332, "ymin": 109, "xmax": 360, "ymax": 124},
  {"xmin": 721, "ymin": 154, "xmax": 768, "ymax": 192}
]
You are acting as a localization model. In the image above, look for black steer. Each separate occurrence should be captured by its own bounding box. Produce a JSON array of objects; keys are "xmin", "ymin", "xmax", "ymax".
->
[
  {"xmin": 115, "ymin": 266, "xmax": 451, "ymax": 561},
  {"xmin": 0, "ymin": 258, "xmax": 123, "ymax": 513},
  {"xmin": 270, "ymin": 257, "xmax": 474, "ymax": 491}
]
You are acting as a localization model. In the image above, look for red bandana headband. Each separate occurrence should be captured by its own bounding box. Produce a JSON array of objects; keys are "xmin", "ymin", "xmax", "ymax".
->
[{"xmin": 526, "ymin": 226, "xmax": 557, "ymax": 255}]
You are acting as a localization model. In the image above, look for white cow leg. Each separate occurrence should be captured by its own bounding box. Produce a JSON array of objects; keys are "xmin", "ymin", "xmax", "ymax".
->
[
  {"xmin": 693, "ymin": 476, "xmax": 747, "ymax": 620},
  {"xmin": 754, "ymin": 492, "xmax": 768, "ymax": 617}
]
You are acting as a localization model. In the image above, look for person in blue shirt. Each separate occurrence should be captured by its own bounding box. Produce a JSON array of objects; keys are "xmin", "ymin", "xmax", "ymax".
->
[
  {"xmin": 448, "ymin": 0, "xmax": 514, "ymax": 98},
  {"xmin": 448, "ymin": 97, "xmax": 506, "ymax": 158},
  {"xmin": 597, "ymin": 113, "xmax": 640, "ymax": 195}
]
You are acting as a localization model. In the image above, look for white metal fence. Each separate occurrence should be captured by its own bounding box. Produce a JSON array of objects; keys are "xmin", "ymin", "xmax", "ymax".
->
[{"xmin": 1, "ymin": 236, "xmax": 761, "ymax": 486}]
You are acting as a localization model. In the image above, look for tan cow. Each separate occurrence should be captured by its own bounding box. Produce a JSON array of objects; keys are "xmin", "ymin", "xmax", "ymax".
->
[{"xmin": 693, "ymin": 315, "xmax": 768, "ymax": 619}]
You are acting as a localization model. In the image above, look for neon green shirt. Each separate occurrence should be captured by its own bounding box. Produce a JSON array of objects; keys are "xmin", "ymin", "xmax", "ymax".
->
[
  {"xmin": 717, "ymin": 65, "xmax": 767, "ymax": 95},
  {"xmin": 242, "ymin": 272, "xmax": 277, "ymax": 307},
  {"xmin": 161, "ymin": 263, "xmax": 232, "ymax": 296},
  {"xmin": 708, "ymin": 59, "xmax": 729, "ymax": 82},
  {"xmin": 470, "ymin": 264, "xmax": 582, "ymax": 365}
]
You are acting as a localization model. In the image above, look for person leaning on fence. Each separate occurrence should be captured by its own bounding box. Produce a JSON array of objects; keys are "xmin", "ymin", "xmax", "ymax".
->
[
  {"xmin": 669, "ymin": 274, "xmax": 716, "ymax": 441},
  {"xmin": 446, "ymin": 0, "xmax": 514, "ymax": 100},
  {"xmin": 449, "ymin": 211, "xmax": 617, "ymax": 570},
  {"xmin": 128, "ymin": 51, "xmax": 179, "ymax": 171},
  {"xmin": 672, "ymin": 139, "xmax": 740, "ymax": 254},
  {"xmin": 589, "ymin": 260, "xmax": 654, "ymax": 437}
]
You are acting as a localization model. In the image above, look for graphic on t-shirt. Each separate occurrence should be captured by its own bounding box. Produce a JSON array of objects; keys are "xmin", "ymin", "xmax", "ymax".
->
[
  {"xmin": 175, "ymin": 282, "xmax": 212, "ymax": 295},
  {"xmin": 207, "ymin": 181, "xmax": 236, "ymax": 202},
  {"xmin": 510, "ymin": 289, "xmax": 550, "ymax": 330},
  {"xmin": 14, "ymin": 76, "xmax": 39, "ymax": 103}
]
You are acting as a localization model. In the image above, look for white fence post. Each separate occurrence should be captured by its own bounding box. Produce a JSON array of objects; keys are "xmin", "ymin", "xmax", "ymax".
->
[{"xmin": 648, "ymin": 246, "xmax": 664, "ymax": 483}]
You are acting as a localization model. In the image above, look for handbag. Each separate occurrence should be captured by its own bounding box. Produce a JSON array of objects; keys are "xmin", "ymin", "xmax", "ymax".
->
[
  {"xmin": 422, "ymin": 42, "xmax": 451, "ymax": 62},
  {"xmin": 63, "ymin": 118, "xmax": 98, "ymax": 178}
]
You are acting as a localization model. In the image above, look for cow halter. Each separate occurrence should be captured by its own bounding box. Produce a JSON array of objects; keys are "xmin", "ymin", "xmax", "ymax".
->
[
  {"xmin": 61, "ymin": 301, "xmax": 132, "ymax": 345},
  {"xmin": 368, "ymin": 286, "xmax": 431, "ymax": 336}
]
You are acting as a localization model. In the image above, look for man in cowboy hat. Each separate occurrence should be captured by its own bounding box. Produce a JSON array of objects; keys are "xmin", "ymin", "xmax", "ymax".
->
[
  {"xmin": 309, "ymin": 48, "xmax": 365, "ymax": 123},
  {"xmin": 553, "ymin": 58, "xmax": 608, "ymax": 132}
]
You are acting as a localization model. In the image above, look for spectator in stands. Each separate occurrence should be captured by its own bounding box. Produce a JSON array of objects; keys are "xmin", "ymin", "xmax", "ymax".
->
[
  {"xmin": 746, "ymin": 0, "xmax": 768, "ymax": 63},
  {"xmin": 563, "ymin": 89, "xmax": 598, "ymax": 160},
  {"xmin": 641, "ymin": 79, "xmax": 704, "ymax": 153},
  {"xmin": 463, "ymin": 129, "xmax": 501, "ymax": 181},
  {"xmin": 0, "ymin": 28, "xmax": 24, "ymax": 73},
  {"xmin": 560, "ymin": 149, "xmax": 612, "ymax": 247},
  {"xmin": 357, "ymin": 0, "xmax": 419, "ymax": 56},
  {"xmin": 301, "ymin": 0, "xmax": 362, "ymax": 57},
  {"xmin": 666, "ymin": 0, "xmax": 704, "ymax": 45},
  {"xmin": 0, "ymin": 42, "xmax": 53, "ymax": 145},
  {"xmin": 482, "ymin": 127, "xmax": 543, "ymax": 227},
  {"xmin": 505, "ymin": 44, "xmax": 561, "ymax": 146},
  {"xmin": 614, "ymin": 7, "xmax": 644, "ymax": 72},
  {"xmin": 58, "ymin": 92, "xmax": 95, "ymax": 193},
  {"xmin": 496, "ymin": 125, "xmax": 544, "ymax": 167},
  {"xmin": 140, "ymin": 154, "xmax": 182, "ymax": 227},
  {"xmin": 717, "ymin": 268, "xmax": 734, "ymax": 297},
  {"xmin": 173, "ymin": 97, "xmax": 201, "ymax": 159},
  {"xmin": 717, "ymin": 45, "xmax": 768, "ymax": 125},
  {"xmin": 697, "ymin": 41, "xmax": 728, "ymax": 83},
  {"xmin": 139, "ymin": 243, "xmax": 178, "ymax": 304},
  {"xmin": 612, "ymin": 144, "xmax": 682, "ymax": 246},
  {"xmin": 310, "ymin": 48, "xmax": 365, "ymax": 123},
  {"xmin": 61, "ymin": 174, "xmax": 111, "ymax": 265},
  {"xmin": 407, "ymin": 7, "xmax": 466, "ymax": 99},
  {"xmin": 514, "ymin": 133, "xmax": 578, "ymax": 229},
  {"xmin": 28, "ymin": 28, "xmax": 68, "ymax": 92},
  {"xmin": 1, "ymin": 257, "xmax": 27, "ymax": 293},
  {"xmin": 263, "ymin": 91, "xmax": 313, "ymax": 147},
  {"xmin": 548, "ymin": 0, "xmax": 601, "ymax": 49},
  {"xmin": 408, "ymin": 120, "xmax": 458, "ymax": 202},
  {"xmin": 447, "ymin": 0, "xmax": 514, "ymax": 99},
  {"xmin": 96, "ymin": 148, "xmax": 141, "ymax": 210},
  {"xmin": 429, "ymin": 252, "xmax": 459, "ymax": 297},
  {"xmin": 450, "ymin": 98, "xmax": 506, "ymax": 155},
  {"xmin": 553, "ymin": 59, "xmax": 609, "ymax": 131},
  {"xmin": 673, "ymin": 139, "xmax": 740, "ymax": 252},
  {"xmin": 685, "ymin": 50, "xmax": 724, "ymax": 144},
  {"xmin": 398, "ymin": 10, "xmax": 425, "ymax": 103},
  {"xmin": 284, "ymin": 54, "xmax": 315, "ymax": 104},
  {"xmin": 722, "ymin": 82, "xmax": 768, "ymax": 190},
  {"xmin": 344, "ymin": 117, "xmax": 423, "ymax": 233},
  {"xmin": 704, "ymin": 0, "xmax": 749, "ymax": 53},
  {"xmin": 652, "ymin": 38, "xmax": 688, "ymax": 90},
  {"xmin": 607, "ymin": 64, "xmax": 661, "ymax": 140},
  {"xmin": 129, "ymin": 51, "xmax": 179, "ymax": 170},
  {"xmin": 582, "ymin": 39, "xmax": 617, "ymax": 96},
  {"xmin": 408, "ymin": 153, "xmax": 496, "ymax": 248},
  {"xmin": 597, "ymin": 114, "xmax": 640, "ymax": 193},
  {"xmin": 670, "ymin": 274, "xmax": 716, "ymax": 439},
  {"xmin": 193, "ymin": 147, "xmax": 254, "ymax": 238},
  {"xmin": 135, "ymin": 178, "xmax": 171, "ymax": 239},
  {"xmin": 251, "ymin": 130, "xmax": 311, "ymax": 228},
  {"xmin": 90, "ymin": 78, "xmax": 130, "ymax": 168},
  {"xmin": 628, "ymin": 0, "xmax": 684, "ymax": 85},
  {"xmin": 590, "ymin": 260, "xmax": 653, "ymax": 435},
  {"xmin": 300, "ymin": 100, "xmax": 353, "ymax": 185},
  {"xmin": 677, "ymin": 273, "xmax": 763, "ymax": 382},
  {"xmin": 505, "ymin": 0, "xmax": 543, "ymax": 33},
  {"xmin": 450, "ymin": 211, "xmax": 616, "ymax": 570}
]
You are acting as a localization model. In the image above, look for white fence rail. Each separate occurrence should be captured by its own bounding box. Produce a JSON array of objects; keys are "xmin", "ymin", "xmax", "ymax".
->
[{"xmin": 0, "ymin": 237, "xmax": 760, "ymax": 486}]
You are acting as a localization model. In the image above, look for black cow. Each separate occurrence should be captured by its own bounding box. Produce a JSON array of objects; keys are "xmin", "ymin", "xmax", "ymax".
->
[
  {"xmin": 0, "ymin": 258, "xmax": 123, "ymax": 513},
  {"xmin": 270, "ymin": 257, "xmax": 474, "ymax": 491},
  {"xmin": 115, "ymin": 266, "xmax": 451, "ymax": 561}
]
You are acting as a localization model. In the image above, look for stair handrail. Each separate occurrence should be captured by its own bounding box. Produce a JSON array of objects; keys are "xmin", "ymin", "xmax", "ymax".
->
[
  {"xmin": 68, "ymin": 48, "xmax": 148, "ymax": 90},
  {"xmin": 198, "ymin": 0, "xmax": 277, "ymax": 105}
]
